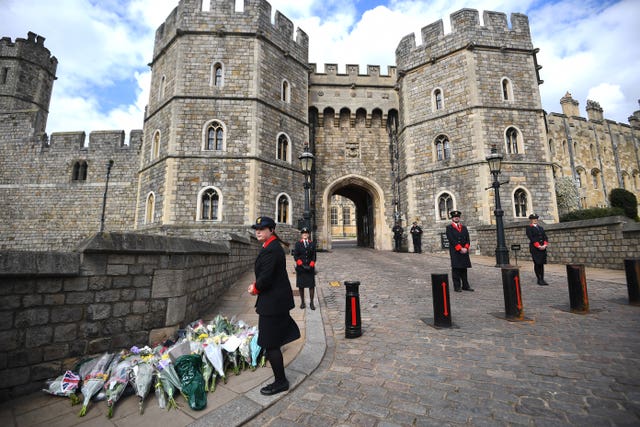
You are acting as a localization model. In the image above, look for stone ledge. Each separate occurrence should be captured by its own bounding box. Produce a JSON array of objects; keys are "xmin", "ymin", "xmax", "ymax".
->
[{"xmin": 76, "ymin": 232, "xmax": 230, "ymax": 254}]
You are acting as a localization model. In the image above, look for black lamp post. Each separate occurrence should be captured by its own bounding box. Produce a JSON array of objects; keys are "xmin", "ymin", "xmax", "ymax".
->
[
  {"xmin": 486, "ymin": 148, "xmax": 510, "ymax": 267},
  {"xmin": 99, "ymin": 159, "xmax": 114, "ymax": 233},
  {"xmin": 298, "ymin": 147, "xmax": 314, "ymax": 233}
]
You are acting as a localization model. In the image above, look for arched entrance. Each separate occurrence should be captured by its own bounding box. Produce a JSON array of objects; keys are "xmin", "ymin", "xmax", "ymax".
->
[{"xmin": 320, "ymin": 175, "xmax": 388, "ymax": 251}]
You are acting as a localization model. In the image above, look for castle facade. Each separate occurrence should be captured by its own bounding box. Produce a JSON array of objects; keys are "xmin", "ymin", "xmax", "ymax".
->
[{"xmin": 1, "ymin": 0, "xmax": 638, "ymax": 253}]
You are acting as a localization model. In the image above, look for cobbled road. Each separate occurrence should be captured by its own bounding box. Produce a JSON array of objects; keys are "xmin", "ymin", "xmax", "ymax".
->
[{"xmin": 245, "ymin": 247, "xmax": 640, "ymax": 426}]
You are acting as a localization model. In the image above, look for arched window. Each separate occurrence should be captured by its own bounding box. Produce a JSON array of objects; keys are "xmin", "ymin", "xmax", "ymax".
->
[
  {"xmin": 281, "ymin": 79, "xmax": 290, "ymax": 102},
  {"xmin": 435, "ymin": 135, "xmax": 451, "ymax": 161},
  {"xmin": 562, "ymin": 140, "xmax": 568, "ymax": 156},
  {"xmin": 199, "ymin": 187, "xmax": 220, "ymax": 220},
  {"xmin": 330, "ymin": 206, "xmax": 338, "ymax": 225},
  {"xmin": 633, "ymin": 171, "xmax": 640, "ymax": 190},
  {"xmin": 212, "ymin": 62, "xmax": 223, "ymax": 88},
  {"xmin": 72, "ymin": 160, "xmax": 88, "ymax": 181},
  {"xmin": 590, "ymin": 144, "xmax": 596, "ymax": 159},
  {"xmin": 323, "ymin": 107, "xmax": 335, "ymax": 128},
  {"xmin": 339, "ymin": 108, "xmax": 350, "ymax": 128},
  {"xmin": 277, "ymin": 133, "xmax": 289, "ymax": 162},
  {"xmin": 204, "ymin": 120, "xmax": 225, "ymax": 151},
  {"xmin": 159, "ymin": 75, "xmax": 166, "ymax": 99},
  {"xmin": 576, "ymin": 168, "xmax": 585, "ymax": 188},
  {"xmin": 433, "ymin": 88, "xmax": 443, "ymax": 111},
  {"xmin": 437, "ymin": 193, "xmax": 454, "ymax": 220},
  {"xmin": 505, "ymin": 127, "xmax": 520, "ymax": 154},
  {"xmin": 501, "ymin": 78, "xmax": 513, "ymax": 101},
  {"xmin": 145, "ymin": 192, "xmax": 155, "ymax": 224},
  {"xmin": 591, "ymin": 169, "xmax": 600, "ymax": 189},
  {"xmin": 151, "ymin": 130, "xmax": 160, "ymax": 160},
  {"xmin": 548, "ymin": 138, "xmax": 554, "ymax": 156},
  {"xmin": 355, "ymin": 108, "xmax": 366, "ymax": 128},
  {"xmin": 514, "ymin": 188, "xmax": 528, "ymax": 218},
  {"xmin": 276, "ymin": 194, "xmax": 290, "ymax": 224}
]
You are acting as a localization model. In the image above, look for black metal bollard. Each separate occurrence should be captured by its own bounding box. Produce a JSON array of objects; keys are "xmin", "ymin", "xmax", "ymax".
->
[
  {"xmin": 566, "ymin": 264, "xmax": 589, "ymax": 313},
  {"xmin": 625, "ymin": 259, "xmax": 640, "ymax": 305},
  {"xmin": 501, "ymin": 267, "xmax": 524, "ymax": 320},
  {"xmin": 431, "ymin": 273, "xmax": 452, "ymax": 327},
  {"xmin": 344, "ymin": 281, "xmax": 362, "ymax": 338}
]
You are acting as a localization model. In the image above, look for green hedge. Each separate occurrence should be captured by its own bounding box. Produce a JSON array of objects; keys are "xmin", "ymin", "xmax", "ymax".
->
[{"xmin": 559, "ymin": 207, "xmax": 625, "ymax": 222}]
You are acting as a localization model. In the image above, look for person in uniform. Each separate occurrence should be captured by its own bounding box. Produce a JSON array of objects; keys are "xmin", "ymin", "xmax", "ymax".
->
[
  {"xmin": 445, "ymin": 210, "xmax": 474, "ymax": 292},
  {"xmin": 292, "ymin": 227, "xmax": 317, "ymax": 310},
  {"xmin": 247, "ymin": 216, "xmax": 300, "ymax": 395},
  {"xmin": 526, "ymin": 213, "xmax": 549, "ymax": 285},
  {"xmin": 392, "ymin": 222, "xmax": 403, "ymax": 252},
  {"xmin": 409, "ymin": 221, "xmax": 423, "ymax": 253}
]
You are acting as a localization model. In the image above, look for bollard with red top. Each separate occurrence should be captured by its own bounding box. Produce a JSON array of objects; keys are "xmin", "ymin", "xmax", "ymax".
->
[
  {"xmin": 344, "ymin": 281, "xmax": 362, "ymax": 338},
  {"xmin": 501, "ymin": 267, "xmax": 524, "ymax": 320},
  {"xmin": 431, "ymin": 273, "xmax": 452, "ymax": 327},
  {"xmin": 566, "ymin": 264, "xmax": 589, "ymax": 313},
  {"xmin": 625, "ymin": 259, "xmax": 640, "ymax": 305}
]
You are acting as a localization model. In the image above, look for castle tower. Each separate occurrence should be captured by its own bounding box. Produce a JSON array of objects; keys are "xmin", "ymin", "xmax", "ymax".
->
[
  {"xmin": 0, "ymin": 32, "xmax": 57, "ymax": 140},
  {"xmin": 395, "ymin": 9, "xmax": 557, "ymax": 251},
  {"xmin": 136, "ymin": 0, "xmax": 309, "ymax": 240}
]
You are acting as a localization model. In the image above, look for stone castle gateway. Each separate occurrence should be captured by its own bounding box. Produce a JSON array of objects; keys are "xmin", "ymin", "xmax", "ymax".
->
[{"xmin": 1, "ymin": 0, "xmax": 639, "ymax": 253}]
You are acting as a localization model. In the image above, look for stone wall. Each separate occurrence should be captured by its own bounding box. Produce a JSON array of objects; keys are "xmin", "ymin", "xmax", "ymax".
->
[
  {"xmin": 0, "ymin": 232, "xmax": 259, "ymax": 401},
  {"xmin": 476, "ymin": 216, "xmax": 640, "ymax": 269}
]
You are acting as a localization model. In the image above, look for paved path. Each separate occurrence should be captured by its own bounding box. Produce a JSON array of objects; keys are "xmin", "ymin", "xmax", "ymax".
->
[{"xmin": 2, "ymin": 248, "xmax": 638, "ymax": 426}]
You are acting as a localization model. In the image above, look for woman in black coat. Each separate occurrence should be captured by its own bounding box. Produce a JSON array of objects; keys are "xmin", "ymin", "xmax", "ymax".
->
[
  {"xmin": 292, "ymin": 227, "xmax": 317, "ymax": 310},
  {"xmin": 526, "ymin": 213, "xmax": 549, "ymax": 285},
  {"xmin": 247, "ymin": 216, "xmax": 300, "ymax": 396}
]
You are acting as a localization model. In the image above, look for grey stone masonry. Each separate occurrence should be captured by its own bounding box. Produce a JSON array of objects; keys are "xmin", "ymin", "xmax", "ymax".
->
[{"xmin": 0, "ymin": 232, "xmax": 259, "ymax": 401}]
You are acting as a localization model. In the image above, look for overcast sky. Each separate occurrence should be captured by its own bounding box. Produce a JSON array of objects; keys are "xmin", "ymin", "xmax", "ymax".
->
[{"xmin": 3, "ymin": 0, "xmax": 639, "ymax": 136}]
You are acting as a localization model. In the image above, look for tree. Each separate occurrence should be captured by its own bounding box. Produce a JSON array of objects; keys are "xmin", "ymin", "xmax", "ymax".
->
[
  {"xmin": 555, "ymin": 176, "xmax": 580, "ymax": 215},
  {"xmin": 609, "ymin": 188, "xmax": 638, "ymax": 219}
]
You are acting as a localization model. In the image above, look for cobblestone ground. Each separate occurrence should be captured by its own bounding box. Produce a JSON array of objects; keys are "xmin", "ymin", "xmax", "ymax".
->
[{"xmin": 244, "ymin": 247, "xmax": 640, "ymax": 426}]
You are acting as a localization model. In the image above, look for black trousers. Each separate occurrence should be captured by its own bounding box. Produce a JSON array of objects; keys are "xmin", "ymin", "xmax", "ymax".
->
[
  {"xmin": 534, "ymin": 263, "xmax": 545, "ymax": 282},
  {"xmin": 394, "ymin": 238, "xmax": 402, "ymax": 252},
  {"xmin": 412, "ymin": 237, "xmax": 421, "ymax": 253},
  {"xmin": 452, "ymin": 268, "xmax": 470, "ymax": 290}
]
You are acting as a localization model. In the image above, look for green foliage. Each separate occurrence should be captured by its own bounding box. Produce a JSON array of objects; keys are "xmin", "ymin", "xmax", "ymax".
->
[
  {"xmin": 555, "ymin": 176, "xmax": 580, "ymax": 214},
  {"xmin": 609, "ymin": 188, "xmax": 638, "ymax": 219},
  {"xmin": 559, "ymin": 207, "xmax": 624, "ymax": 222}
]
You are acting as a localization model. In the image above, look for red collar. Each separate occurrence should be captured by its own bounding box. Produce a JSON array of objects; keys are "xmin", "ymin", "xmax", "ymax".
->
[{"xmin": 262, "ymin": 235, "xmax": 277, "ymax": 248}]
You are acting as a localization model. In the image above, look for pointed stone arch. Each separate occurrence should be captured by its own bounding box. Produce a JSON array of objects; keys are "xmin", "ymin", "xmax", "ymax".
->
[{"xmin": 320, "ymin": 174, "xmax": 389, "ymax": 250}]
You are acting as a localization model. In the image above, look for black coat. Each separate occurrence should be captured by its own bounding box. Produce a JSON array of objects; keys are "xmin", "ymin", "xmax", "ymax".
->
[
  {"xmin": 526, "ymin": 224, "xmax": 548, "ymax": 265},
  {"xmin": 254, "ymin": 238, "xmax": 295, "ymax": 315},
  {"xmin": 446, "ymin": 223, "xmax": 472, "ymax": 268},
  {"xmin": 292, "ymin": 239, "xmax": 316, "ymax": 288}
]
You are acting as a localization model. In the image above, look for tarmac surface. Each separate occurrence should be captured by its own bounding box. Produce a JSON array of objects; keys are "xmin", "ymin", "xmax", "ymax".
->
[{"xmin": 2, "ymin": 243, "xmax": 639, "ymax": 426}]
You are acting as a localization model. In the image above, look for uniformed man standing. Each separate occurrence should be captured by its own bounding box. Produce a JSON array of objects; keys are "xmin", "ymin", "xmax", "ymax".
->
[
  {"xmin": 526, "ymin": 213, "xmax": 549, "ymax": 285},
  {"xmin": 410, "ymin": 221, "xmax": 423, "ymax": 253},
  {"xmin": 445, "ymin": 210, "xmax": 474, "ymax": 292},
  {"xmin": 392, "ymin": 222, "xmax": 403, "ymax": 252}
]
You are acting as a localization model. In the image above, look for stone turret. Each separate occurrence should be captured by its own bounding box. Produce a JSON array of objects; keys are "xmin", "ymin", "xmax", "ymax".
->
[
  {"xmin": 628, "ymin": 99, "xmax": 640, "ymax": 130},
  {"xmin": 560, "ymin": 92, "xmax": 580, "ymax": 117},
  {"xmin": 586, "ymin": 99, "xmax": 604, "ymax": 122},
  {"xmin": 0, "ymin": 32, "xmax": 58, "ymax": 139}
]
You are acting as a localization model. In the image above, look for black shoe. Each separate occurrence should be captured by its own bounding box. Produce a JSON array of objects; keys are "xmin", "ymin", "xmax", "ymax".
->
[
  {"xmin": 310, "ymin": 302, "xmax": 315, "ymax": 310},
  {"xmin": 538, "ymin": 281, "xmax": 549, "ymax": 286},
  {"xmin": 300, "ymin": 302, "xmax": 306, "ymax": 309},
  {"xmin": 260, "ymin": 380, "xmax": 289, "ymax": 396},
  {"xmin": 462, "ymin": 287, "xmax": 474, "ymax": 292},
  {"xmin": 454, "ymin": 288, "xmax": 462, "ymax": 292}
]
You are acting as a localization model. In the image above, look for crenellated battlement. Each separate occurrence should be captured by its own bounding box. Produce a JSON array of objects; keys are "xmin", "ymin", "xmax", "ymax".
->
[
  {"xmin": 48, "ymin": 129, "xmax": 143, "ymax": 153},
  {"xmin": 309, "ymin": 63, "xmax": 397, "ymax": 85},
  {"xmin": 152, "ymin": 0, "xmax": 308, "ymax": 65},
  {"xmin": 396, "ymin": 9, "xmax": 533, "ymax": 71},
  {"xmin": 0, "ymin": 32, "xmax": 58, "ymax": 74}
]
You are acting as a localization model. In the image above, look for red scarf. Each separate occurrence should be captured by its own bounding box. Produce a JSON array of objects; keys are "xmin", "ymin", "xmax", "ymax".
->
[
  {"xmin": 452, "ymin": 222, "xmax": 462, "ymax": 232},
  {"xmin": 262, "ymin": 235, "xmax": 277, "ymax": 248}
]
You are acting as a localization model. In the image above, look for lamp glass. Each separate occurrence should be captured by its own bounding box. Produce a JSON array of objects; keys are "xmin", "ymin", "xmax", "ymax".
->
[
  {"xmin": 486, "ymin": 153, "xmax": 503, "ymax": 174},
  {"xmin": 299, "ymin": 150, "xmax": 314, "ymax": 173}
]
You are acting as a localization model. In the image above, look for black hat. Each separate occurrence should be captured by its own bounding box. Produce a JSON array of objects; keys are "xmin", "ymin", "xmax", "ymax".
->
[
  {"xmin": 300, "ymin": 227, "xmax": 310, "ymax": 234},
  {"xmin": 251, "ymin": 216, "xmax": 276, "ymax": 229},
  {"xmin": 450, "ymin": 210, "xmax": 462, "ymax": 218},
  {"xmin": 529, "ymin": 213, "xmax": 539, "ymax": 219}
]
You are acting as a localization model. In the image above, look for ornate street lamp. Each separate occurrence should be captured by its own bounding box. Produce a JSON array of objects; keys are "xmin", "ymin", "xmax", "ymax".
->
[
  {"xmin": 486, "ymin": 147, "xmax": 510, "ymax": 266},
  {"xmin": 298, "ymin": 146, "xmax": 314, "ymax": 232},
  {"xmin": 99, "ymin": 159, "xmax": 114, "ymax": 233}
]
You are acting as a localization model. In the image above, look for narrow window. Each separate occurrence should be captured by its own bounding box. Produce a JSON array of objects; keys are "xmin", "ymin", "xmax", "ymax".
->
[
  {"xmin": 514, "ymin": 189, "xmax": 527, "ymax": 217},
  {"xmin": 145, "ymin": 193, "xmax": 155, "ymax": 224},
  {"xmin": 438, "ymin": 193, "xmax": 453, "ymax": 220},
  {"xmin": 72, "ymin": 161, "xmax": 88, "ymax": 181},
  {"xmin": 501, "ymin": 78, "xmax": 512, "ymax": 101},
  {"xmin": 592, "ymin": 171, "xmax": 599, "ymax": 189},
  {"xmin": 434, "ymin": 89, "xmax": 443, "ymax": 110},
  {"xmin": 151, "ymin": 131, "xmax": 160, "ymax": 160},
  {"xmin": 506, "ymin": 127, "xmax": 519, "ymax": 154},
  {"xmin": 281, "ymin": 80, "xmax": 290, "ymax": 102},
  {"xmin": 331, "ymin": 206, "xmax": 338, "ymax": 225},
  {"xmin": 206, "ymin": 121, "xmax": 224, "ymax": 150},
  {"xmin": 435, "ymin": 135, "xmax": 450, "ymax": 161},
  {"xmin": 277, "ymin": 134, "xmax": 289, "ymax": 161},
  {"xmin": 1, "ymin": 67, "xmax": 8, "ymax": 84},
  {"xmin": 201, "ymin": 188, "xmax": 219, "ymax": 220},
  {"xmin": 159, "ymin": 75, "xmax": 166, "ymax": 99},
  {"xmin": 277, "ymin": 195, "xmax": 289, "ymax": 223},
  {"xmin": 548, "ymin": 139, "xmax": 554, "ymax": 156},
  {"xmin": 213, "ymin": 63, "xmax": 223, "ymax": 88},
  {"xmin": 343, "ymin": 207, "xmax": 351, "ymax": 226}
]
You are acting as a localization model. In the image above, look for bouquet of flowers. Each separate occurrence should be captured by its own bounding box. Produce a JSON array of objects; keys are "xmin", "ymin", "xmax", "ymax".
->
[
  {"xmin": 78, "ymin": 352, "xmax": 115, "ymax": 416},
  {"xmin": 129, "ymin": 346, "xmax": 156, "ymax": 414},
  {"xmin": 155, "ymin": 349, "xmax": 182, "ymax": 410},
  {"xmin": 203, "ymin": 337, "xmax": 225, "ymax": 391},
  {"xmin": 104, "ymin": 354, "xmax": 132, "ymax": 418},
  {"xmin": 249, "ymin": 332, "xmax": 265, "ymax": 369},
  {"xmin": 42, "ymin": 370, "xmax": 81, "ymax": 404}
]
